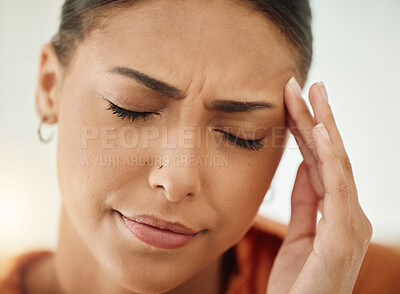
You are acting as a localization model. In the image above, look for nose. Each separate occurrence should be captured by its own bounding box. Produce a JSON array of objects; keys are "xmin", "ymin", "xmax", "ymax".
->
[{"xmin": 148, "ymin": 152, "xmax": 202, "ymax": 202}]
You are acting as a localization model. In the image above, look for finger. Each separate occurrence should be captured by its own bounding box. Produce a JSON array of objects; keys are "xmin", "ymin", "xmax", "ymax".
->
[
  {"xmin": 309, "ymin": 83, "xmax": 355, "ymax": 187},
  {"xmin": 285, "ymin": 78, "xmax": 325, "ymax": 197},
  {"xmin": 310, "ymin": 85, "xmax": 371, "ymax": 242},
  {"xmin": 285, "ymin": 78, "xmax": 325, "ymax": 198},
  {"xmin": 287, "ymin": 115, "xmax": 325, "ymax": 200},
  {"xmin": 289, "ymin": 121, "xmax": 370, "ymax": 294},
  {"xmin": 313, "ymin": 123, "xmax": 351, "ymax": 226},
  {"xmin": 308, "ymin": 82, "xmax": 359, "ymax": 207},
  {"xmin": 285, "ymin": 78, "xmax": 318, "ymax": 161},
  {"xmin": 287, "ymin": 115, "xmax": 317, "ymax": 172},
  {"xmin": 284, "ymin": 161, "xmax": 319, "ymax": 245}
]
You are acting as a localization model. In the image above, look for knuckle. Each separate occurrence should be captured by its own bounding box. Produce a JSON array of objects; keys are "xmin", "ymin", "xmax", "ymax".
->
[
  {"xmin": 334, "ymin": 214, "xmax": 372, "ymax": 267},
  {"xmin": 357, "ymin": 209, "xmax": 373, "ymax": 239},
  {"xmin": 351, "ymin": 217, "xmax": 373, "ymax": 250},
  {"xmin": 337, "ymin": 180, "xmax": 350, "ymax": 198},
  {"xmin": 364, "ymin": 216, "xmax": 373, "ymax": 240},
  {"xmin": 357, "ymin": 234, "xmax": 371, "ymax": 255}
]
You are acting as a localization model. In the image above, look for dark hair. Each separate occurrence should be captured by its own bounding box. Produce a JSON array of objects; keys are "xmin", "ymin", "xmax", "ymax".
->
[{"xmin": 51, "ymin": 0, "xmax": 313, "ymax": 84}]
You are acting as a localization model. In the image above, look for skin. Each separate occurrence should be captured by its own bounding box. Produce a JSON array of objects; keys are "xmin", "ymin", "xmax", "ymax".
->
[{"xmin": 31, "ymin": 0, "xmax": 372, "ymax": 293}]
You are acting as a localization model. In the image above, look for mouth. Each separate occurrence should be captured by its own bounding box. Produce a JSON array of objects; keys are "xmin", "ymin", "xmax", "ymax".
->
[{"xmin": 116, "ymin": 211, "xmax": 201, "ymax": 249}]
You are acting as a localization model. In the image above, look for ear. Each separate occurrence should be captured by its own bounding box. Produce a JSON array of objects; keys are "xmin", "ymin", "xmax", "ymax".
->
[{"xmin": 35, "ymin": 43, "xmax": 63, "ymax": 124}]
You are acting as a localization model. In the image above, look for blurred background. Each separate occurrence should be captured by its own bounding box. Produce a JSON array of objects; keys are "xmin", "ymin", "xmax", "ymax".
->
[{"xmin": 0, "ymin": 0, "xmax": 399, "ymax": 264}]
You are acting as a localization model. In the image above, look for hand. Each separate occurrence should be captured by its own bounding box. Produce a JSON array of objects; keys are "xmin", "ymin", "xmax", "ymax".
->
[{"xmin": 266, "ymin": 78, "xmax": 373, "ymax": 294}]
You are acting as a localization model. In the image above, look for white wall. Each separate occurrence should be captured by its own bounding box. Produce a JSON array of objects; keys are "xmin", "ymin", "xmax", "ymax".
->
[
  {"xmin": 0, "ymin": 0, "xmax": 399, "ymax": 263},
  {"xmin": 261, "ymin": 0, "xmax": 400, "ymax": 245}
]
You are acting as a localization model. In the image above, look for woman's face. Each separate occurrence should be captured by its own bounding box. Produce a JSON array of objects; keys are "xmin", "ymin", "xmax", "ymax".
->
[{"xmin": 51, "ymin": 0, "xmax": 297, "ymax": 292}]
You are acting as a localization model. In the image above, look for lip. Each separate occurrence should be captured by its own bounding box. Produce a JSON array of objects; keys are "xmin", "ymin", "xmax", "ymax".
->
[{"xmin": 117, "ymin": 212, "xmax": 200, "ymax": 249}]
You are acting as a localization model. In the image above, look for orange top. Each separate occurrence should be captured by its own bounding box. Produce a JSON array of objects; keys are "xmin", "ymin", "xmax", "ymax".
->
[{"xmin": 1, "ymin": 214, "xmax": 399, "ymax": 294}]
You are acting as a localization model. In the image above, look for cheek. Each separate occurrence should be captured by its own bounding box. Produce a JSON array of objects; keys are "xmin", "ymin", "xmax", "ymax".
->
[
  {"xmin": 56, "ymin": 84, "xmax": 147, "ymax": 227},
  {"xmin": 211, "ymin": 133, "xmax": 287, "ymax": 243}
]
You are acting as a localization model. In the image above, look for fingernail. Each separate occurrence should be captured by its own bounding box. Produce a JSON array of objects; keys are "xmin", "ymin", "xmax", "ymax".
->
[
  {"xmin": 315, "ymin": 123, "xmax": 330, "ymax": 141},
  {"xmin": 288, "ymin": 77, "xmax": 302, "ymax": 98},
  {"xmin": 316, "ymin": 82, "xmax": 329, "ymax": 103}
]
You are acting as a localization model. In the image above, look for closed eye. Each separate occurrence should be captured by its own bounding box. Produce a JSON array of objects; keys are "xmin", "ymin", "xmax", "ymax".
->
[
  {"xmin": 105, "ymin": 100, "xmax": 265, "ymax": 152},
  {"xmin": 106, "ymin": 100, "xmax": 160, "ymax": 122},
  {"xmin": 214, "ymin": 130, "xmax": 265, "ymax": 152}
]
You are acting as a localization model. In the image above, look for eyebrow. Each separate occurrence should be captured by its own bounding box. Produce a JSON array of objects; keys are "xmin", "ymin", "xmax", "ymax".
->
[{"xmin": 108, "ymin": 66, "xmax": 276, "ymax": 113}]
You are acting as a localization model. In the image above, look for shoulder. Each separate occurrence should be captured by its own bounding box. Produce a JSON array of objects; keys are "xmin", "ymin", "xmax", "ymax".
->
[{"xmin": 0, "ymin": 250, "xmax": 53, "ymax": 294}]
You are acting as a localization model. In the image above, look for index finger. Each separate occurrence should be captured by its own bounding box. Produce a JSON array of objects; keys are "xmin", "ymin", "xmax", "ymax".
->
[{"xmin": 285, "ymin": 77, "xmax": 325, "ymax": 197}]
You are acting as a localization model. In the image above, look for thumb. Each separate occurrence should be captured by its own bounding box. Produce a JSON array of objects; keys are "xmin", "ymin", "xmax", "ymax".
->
[{"xmin": 284, "ymin": 161, "xmax": 319, "ymax": 244}]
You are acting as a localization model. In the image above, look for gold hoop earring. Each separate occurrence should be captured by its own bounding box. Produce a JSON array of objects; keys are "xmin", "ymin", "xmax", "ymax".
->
[{"xmin": 37, "ymin": 116, "xmax": 55, "ymax": 144}]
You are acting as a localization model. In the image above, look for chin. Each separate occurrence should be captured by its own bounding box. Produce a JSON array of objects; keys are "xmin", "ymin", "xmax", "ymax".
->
[
  {"xmin": 112, "ymin": 267, "xmax": 188, "ymax": 294},
  {"xmin": 120, "ymin": 278, "xmax": 179, "ymax": 294},
  {"xmin": 97, "ymin": 248, "xmax": 194, "ymax": 294}
]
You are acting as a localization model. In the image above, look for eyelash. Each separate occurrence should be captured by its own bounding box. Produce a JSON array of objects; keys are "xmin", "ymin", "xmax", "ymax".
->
[
  {"xmin": 106, "ymin": 101, "xmax": 265, "ymax": 152},
  {"xmin": 215, "ymin": 130, "xmax": 265, "ymax": 151},
  {"xmin": 106, "ymin": 101, "xmax": 160, "ymax": 122}
]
